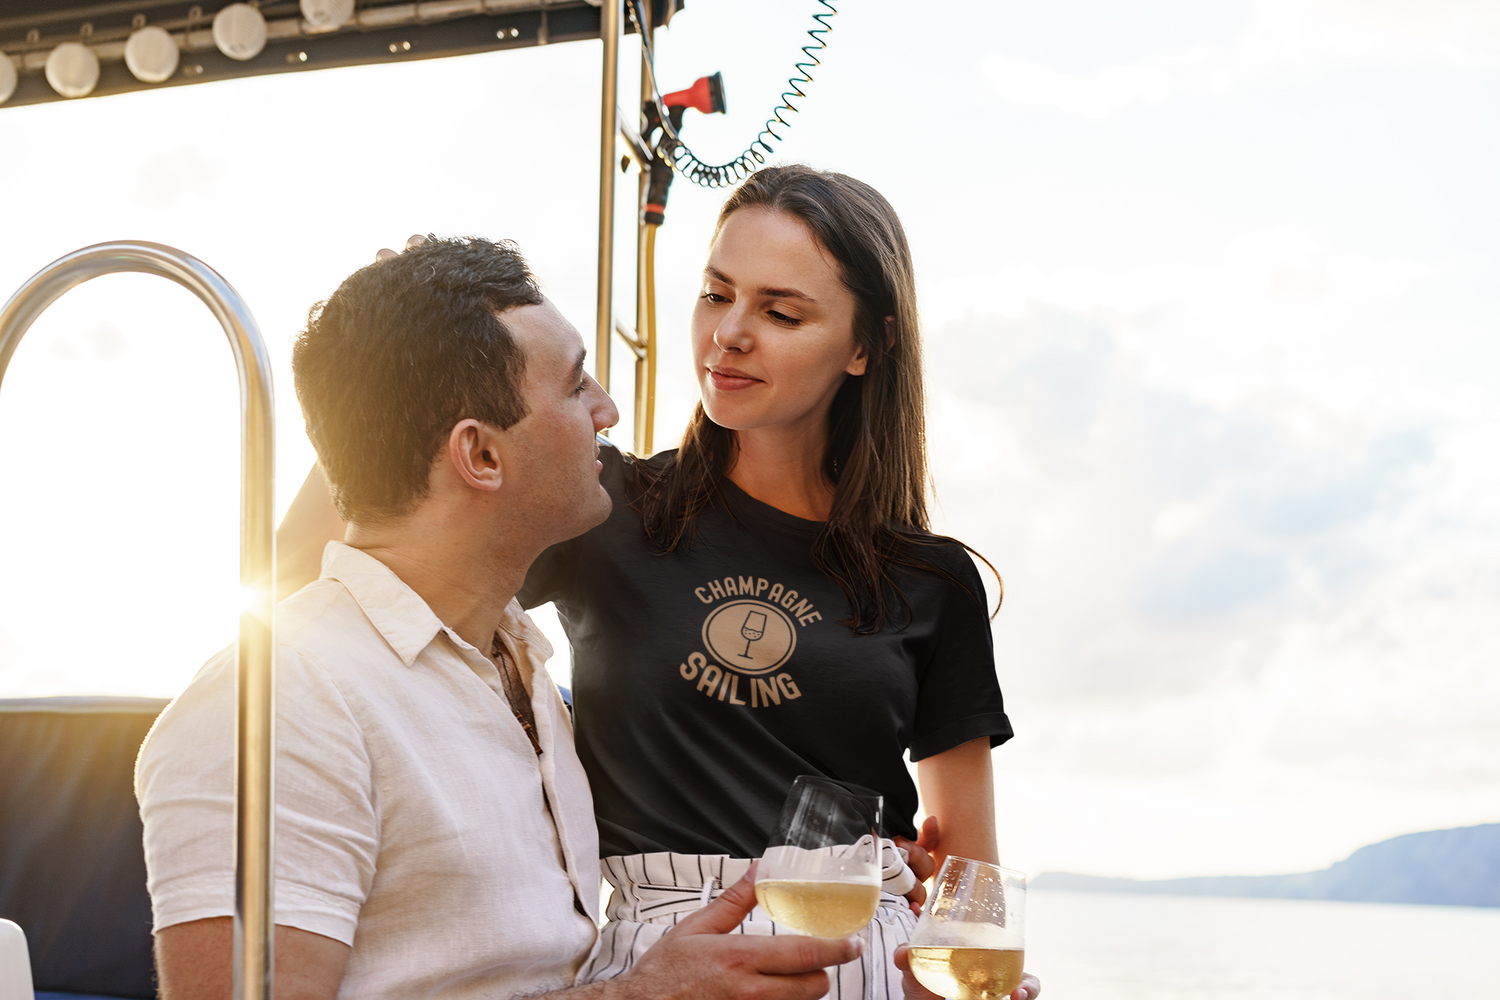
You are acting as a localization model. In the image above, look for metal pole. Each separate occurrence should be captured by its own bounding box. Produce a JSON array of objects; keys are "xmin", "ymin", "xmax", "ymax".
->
[
  {"xmin": 596, "ymin": 0, "xmax": 620, "ymax": 396},
  {"xmin": 0, "ymin": 242, "xmax": 276, "ymax": 1000},
  {"xmin": 633, "ymin": 0, "xmax": 652, "ymax": 455}
]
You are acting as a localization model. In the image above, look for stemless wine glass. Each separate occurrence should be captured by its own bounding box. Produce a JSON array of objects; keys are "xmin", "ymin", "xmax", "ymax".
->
[
  {"xmin": 754, "ymin": 775, "xmax": 883, "ymax": 938},
  {"xmin": 907, "ymin": 858, "xmax": 1026, "ymax": 1000}
]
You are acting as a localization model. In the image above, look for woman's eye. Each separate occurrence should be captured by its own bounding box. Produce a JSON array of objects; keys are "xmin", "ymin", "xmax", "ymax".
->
[
  {"xmin": 700, "ymin": 291, "xmax": 729, "ymax": 303},
  {"xmin": 768, "ymin": 310, "xmax": 801, "ymax": 325}
]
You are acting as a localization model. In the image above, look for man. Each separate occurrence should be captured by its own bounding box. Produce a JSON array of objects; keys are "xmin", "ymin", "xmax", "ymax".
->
[{"xmin": 135, "ymin": 237, "xmax": 876, "ymax": 1000}]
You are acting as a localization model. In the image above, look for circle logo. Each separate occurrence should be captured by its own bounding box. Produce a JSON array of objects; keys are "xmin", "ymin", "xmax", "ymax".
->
[{"xmin": 702, "ymin": 599, "xmax": 796, "ymax": 675}]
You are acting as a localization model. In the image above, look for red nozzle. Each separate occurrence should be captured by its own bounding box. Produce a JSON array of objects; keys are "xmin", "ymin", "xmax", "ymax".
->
[{"xmin": 663, "ymin": 72, "xmax": 727, "ymax": 115}]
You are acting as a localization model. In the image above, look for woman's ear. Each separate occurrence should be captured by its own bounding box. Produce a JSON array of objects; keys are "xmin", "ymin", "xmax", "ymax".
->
[
  {"xmin": 884, "ymin": 315, "xmax": 896, "ymax": 350},
  {"xmin": 846, "ymin": 341, "xmax": 869, "ymax": 377},
  {"xmin": 447, "ymin": 419, "xmax": 505, "ymax": 492}
]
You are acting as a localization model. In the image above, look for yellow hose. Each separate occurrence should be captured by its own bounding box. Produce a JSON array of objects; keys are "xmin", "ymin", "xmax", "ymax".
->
[{"xmin": 643, "ymin": 222, "xmax": 658, "ymax": 455}]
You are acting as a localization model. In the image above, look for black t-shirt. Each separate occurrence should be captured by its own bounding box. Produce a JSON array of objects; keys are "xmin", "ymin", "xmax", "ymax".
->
[{"xmin": 520, "ymin": 443, "xmax": 1013, "ymax": 859}]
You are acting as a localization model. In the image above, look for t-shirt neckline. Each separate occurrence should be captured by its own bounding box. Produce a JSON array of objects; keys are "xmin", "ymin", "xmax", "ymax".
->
[{"xmin": 720, "ymin": 476, "xmax": 824, "ymax": 538}]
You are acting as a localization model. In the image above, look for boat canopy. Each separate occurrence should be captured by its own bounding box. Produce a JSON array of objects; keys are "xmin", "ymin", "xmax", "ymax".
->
[{"xmin": 0, "ymin": 0, "xmax": 679, "ymax": 108}]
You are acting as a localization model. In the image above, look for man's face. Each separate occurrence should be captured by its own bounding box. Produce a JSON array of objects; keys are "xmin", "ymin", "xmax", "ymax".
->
[{"xmin": 499, "ymin": 299, "xmax": 619, "ymax": 540}]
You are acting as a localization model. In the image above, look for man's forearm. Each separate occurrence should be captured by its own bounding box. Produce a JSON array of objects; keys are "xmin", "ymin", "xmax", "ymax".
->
[{"xmin": 155, "ymin": 918, "xmax": 351, "ymax": 1000}]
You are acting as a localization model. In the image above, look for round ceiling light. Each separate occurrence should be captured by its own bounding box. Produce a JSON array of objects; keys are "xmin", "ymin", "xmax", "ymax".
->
[
  {"xmin": 300, "ymin": 0, "xmax": 354, "ymax": 31},
  {"xmin": 0, "ymin": 54, "xmax": 17, "ymax": 105},
  {"xmin": 125, "ymin": 26, "xmax": 180, "ymax": 83},
  {"xmin": 213, "ymin": 3, "xmax": 268, "ymax": 61},
  {"xmin": 45, "ymin": 42, "xmax": 100, "ymax": 98}
]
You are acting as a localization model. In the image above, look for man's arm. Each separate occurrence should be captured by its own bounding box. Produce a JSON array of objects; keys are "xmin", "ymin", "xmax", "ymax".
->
[
  {"xmin": 155, "ymin": 918, "xmax": 350, "ymax": 1000},
  {"xmin": 154, "ymin": 876, "xmax": 851, "ymax": 1000}
]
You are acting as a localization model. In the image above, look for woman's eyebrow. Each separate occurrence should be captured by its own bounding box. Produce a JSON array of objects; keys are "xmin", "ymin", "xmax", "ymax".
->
[{"xmin": 704, "ymin": 266, "xmax": 817, "ymax": 303}]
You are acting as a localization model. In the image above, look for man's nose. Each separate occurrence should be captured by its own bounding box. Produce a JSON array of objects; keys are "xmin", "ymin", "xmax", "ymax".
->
[{"xmin": 594, "ymin": 387, "xmax": 620, "ymax": 432}]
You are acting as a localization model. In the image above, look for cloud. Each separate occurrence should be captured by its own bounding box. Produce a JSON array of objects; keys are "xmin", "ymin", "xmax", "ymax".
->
[
  {"xmin": 984, "ymin": 0, "xmax": 1500, "ymax": 119},
  {"xmin": 982, "ymin": 55, "xmax": 1180, "ymax": 118},
  {"xmin": 924, "ymin": 301, "xmax": 1493, "ymax": 796},
  {"xmin": 133, "ymin": 146, "xmax": 223, "ymax": 210},
  {"xmin": 1246, "ymin": 0, "xmax": 1500, "ymax": 70}
]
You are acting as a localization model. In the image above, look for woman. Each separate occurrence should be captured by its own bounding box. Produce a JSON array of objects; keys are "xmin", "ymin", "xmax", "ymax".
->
[
  {"xmin": 279, "ymin": 166, "xmax": 1032, "ymax": 1000},
  {"xmin": 520, "ymin": 166, "xmax": 1019, "ymax": 999}
]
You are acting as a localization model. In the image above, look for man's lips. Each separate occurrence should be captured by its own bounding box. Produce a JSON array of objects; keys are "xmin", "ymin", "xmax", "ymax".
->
[{"xmin": 707, "ymin": 366, "xmax": 762, "ymax": 392}]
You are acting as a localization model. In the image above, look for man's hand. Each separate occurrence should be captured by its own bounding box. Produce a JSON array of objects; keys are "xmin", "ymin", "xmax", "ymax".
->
[
  {"xmin": 895, "ymin": 815, "xmax": 941, "ymax": 915},
  {"xmin": 893, "ymin": 943, "xmax": 1041, "ymax": 1000},
  {"xmin": 604, "ymin": 868, "xmax": 861, "ymax": 1000}
]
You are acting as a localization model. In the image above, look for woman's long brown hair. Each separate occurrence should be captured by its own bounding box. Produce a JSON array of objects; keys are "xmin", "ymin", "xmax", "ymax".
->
[{"xmin": 637, "ymin": 165, "xmax": 1001, "ymax": 633}]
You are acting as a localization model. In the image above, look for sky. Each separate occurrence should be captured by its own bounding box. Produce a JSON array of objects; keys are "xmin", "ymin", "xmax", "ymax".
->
[{"xmin": 1, "ymin": 0, "xmax": 1497, "ymax": 881}]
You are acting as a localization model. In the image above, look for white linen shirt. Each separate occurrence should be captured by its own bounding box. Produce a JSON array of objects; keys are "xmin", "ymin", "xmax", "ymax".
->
[{"xmin": 137, "ymin": 542, "xmax": 600, "ymax": 1000}]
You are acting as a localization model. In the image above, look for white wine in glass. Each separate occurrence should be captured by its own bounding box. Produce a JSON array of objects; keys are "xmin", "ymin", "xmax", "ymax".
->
[
  {"xmin": 907, "ymin": 857, "xmax": 1026, "ymax": 1000},
  {"xmin": 755, "ymin": 776, "xmax": 883, "ymax": 938}
]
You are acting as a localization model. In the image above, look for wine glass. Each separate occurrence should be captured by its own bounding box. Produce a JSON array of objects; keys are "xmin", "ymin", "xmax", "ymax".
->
[
  {"xmin": 907, "ymin": 857, "xmax": 1026, "ymax": 1000},
  {"xmin": 739, "ymin": 610, "xmax": 766, "ymax": 658},
  {"xmin": 754, "ymin": 776, "xmax": 883, "ymax": 937}
]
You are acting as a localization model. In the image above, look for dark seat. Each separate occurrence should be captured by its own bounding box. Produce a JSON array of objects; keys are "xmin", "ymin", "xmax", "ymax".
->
[{"xmin": 0, "ymin": 697, "xmax": 167, "ymax": 999}]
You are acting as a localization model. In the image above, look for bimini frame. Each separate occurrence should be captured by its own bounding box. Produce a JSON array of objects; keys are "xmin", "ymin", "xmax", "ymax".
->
[{"xmin": 0, "ymin": 243, "xmax": 277, "ymax": 1000}]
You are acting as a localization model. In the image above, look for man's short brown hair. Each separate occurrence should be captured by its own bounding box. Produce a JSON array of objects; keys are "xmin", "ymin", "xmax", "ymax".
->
[{"xmin": 293, "ymin": 236, "xmax": 543, "ymax": 525}]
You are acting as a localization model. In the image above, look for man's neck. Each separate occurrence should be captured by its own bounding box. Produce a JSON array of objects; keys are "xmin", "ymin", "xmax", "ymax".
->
[{"xmin": 345, "ymin": 500, "xmax": 531, "ymax": 660}]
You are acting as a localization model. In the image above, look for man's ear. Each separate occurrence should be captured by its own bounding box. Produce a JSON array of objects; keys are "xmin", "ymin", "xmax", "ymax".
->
[{"xmin": 447, "ymin": 419, "xmax": 505, "ymax": 492}]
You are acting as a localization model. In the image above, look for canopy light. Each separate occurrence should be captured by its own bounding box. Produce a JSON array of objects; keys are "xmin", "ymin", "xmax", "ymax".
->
[
  {"xmin": 124, "ymin": 27, "xmax": 179, "ymax": 84},
  {"xmin": 44, "ymin": 42, "xmax": 98, "ymax": 97},
  {"xmin": 213, "ymin": 4, "xmax": 268, "ymax": 61},
  {"xmin": 0, "ymin": 55, "xmax": 16, "ymax": 105},
  {"xmin": 300, "ymin": 0, "xmax": 356, "ymax": 32}
]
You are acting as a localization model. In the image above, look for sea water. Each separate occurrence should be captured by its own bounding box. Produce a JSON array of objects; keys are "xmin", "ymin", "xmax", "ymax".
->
[{"xmin": 1025, "ymin": 889, "xmax": 1500, "ymax": 1000}]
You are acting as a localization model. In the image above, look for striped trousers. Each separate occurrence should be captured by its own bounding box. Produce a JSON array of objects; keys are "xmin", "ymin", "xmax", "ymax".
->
[{"xmin": 580, "ymin": 850, "xmax": 920, "ymax": 1000}]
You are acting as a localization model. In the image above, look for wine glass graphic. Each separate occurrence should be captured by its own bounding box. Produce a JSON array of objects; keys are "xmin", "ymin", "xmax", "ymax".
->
[{"xmin": 740, "ymin": 610, "xmax": 767, "ymax": 658}]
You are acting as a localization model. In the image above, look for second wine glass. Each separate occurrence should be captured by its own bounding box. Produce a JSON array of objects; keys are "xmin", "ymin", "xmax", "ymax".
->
[{"xmin": 754, "ymin": 775, "xmax": 883, "ymax": 938}]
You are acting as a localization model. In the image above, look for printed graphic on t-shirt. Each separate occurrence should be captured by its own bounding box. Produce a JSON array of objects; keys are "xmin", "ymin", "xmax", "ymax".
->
[
  {"xmin": 702, "ymin": 600, "xmax": 795, "ymax": 674},
  {"xmin": 678, "ymin": 574, "xmax": 824, "ymax": 708}
]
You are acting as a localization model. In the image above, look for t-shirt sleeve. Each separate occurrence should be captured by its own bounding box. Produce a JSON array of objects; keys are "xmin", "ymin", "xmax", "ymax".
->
[
  {"xmin": 519, "ymin": 536, "xmax": 581, "ymax": 611},
  {"xmin": 906, "ymin": 551, "xmax": 1014, "ymax": 761},
  {"xmin": 136, "ymin": 644, "xmax": 378, "ymax": 944},
  {"xmin": 521, "ymin": 441, "xmax": 629, "ymax": 610}
]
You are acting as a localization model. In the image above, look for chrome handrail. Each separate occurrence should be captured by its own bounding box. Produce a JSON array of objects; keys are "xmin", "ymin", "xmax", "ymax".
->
[{"xmin": 0, "ymin": 241, "xmax": 276, "ymax": 1000}]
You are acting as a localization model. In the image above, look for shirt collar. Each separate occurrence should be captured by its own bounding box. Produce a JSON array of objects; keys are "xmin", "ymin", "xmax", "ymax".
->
[{"xmin": 319, "ymin": 541, "xmax": 447, "ymax": 667}]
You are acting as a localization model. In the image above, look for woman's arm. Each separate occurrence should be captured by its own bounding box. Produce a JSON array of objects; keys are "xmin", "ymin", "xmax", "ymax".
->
[
  {"xmin": 276, "ymin": 464, "xmax": 347, "ymax": 599},
  {"xmin": 914, "ymin": 736, "xmax": 998, "ymax": 870}
]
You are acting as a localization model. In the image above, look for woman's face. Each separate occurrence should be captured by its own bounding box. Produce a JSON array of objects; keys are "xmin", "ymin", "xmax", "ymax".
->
[{"xmin": 691, "ymin": 207, "xmax": 866, "ymax": 439}]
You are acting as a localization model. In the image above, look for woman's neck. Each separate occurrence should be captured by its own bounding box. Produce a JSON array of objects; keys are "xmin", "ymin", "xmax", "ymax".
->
[{"xmin": 725, "ymin": 424, "xmax": 835, "ymax": 522}]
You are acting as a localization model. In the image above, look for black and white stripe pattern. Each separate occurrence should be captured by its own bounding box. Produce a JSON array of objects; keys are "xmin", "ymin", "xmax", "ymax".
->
[{"xmin": 581, "ymin": 850, "xmax": 920, "ymax": 999}]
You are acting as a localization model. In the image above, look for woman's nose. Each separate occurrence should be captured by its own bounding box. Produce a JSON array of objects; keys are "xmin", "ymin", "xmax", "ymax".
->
[{"xmin": 713, "ymin": 305, "xmax": 754, "ymax": 353}]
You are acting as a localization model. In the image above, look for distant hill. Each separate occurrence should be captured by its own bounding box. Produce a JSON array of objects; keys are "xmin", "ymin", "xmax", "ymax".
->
[{"xmin": 1032, "ymin": 823, "xmax": 1500, "ymax": 908}]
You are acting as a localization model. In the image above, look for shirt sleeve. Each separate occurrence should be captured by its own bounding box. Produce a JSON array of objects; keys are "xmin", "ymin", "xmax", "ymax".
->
[
  {"xmin": 906, "ymin": 549, "xmax": 1014, "ymax": 761},
  {"xmin": 136, "ymin": 643, "xmax": 378, "ymax": 944}
]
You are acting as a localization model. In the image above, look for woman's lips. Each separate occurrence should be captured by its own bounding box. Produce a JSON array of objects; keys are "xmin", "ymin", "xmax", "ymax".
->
[{"xmin": 708, "ymin": 367, "xmax": 762, "ymax": 392}]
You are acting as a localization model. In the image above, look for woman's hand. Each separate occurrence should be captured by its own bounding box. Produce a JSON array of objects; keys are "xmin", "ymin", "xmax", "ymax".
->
[
  {"xmin": 893, "ymin": 944, "xmax": 1040, "ymax": 1000},
  {"xmin": 894, "ymin": 815, "xmax": 940, "ymax": 915},
  {"xmin": 376, "ymin": 234, "xmax": 427, "ymax": 261}
]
